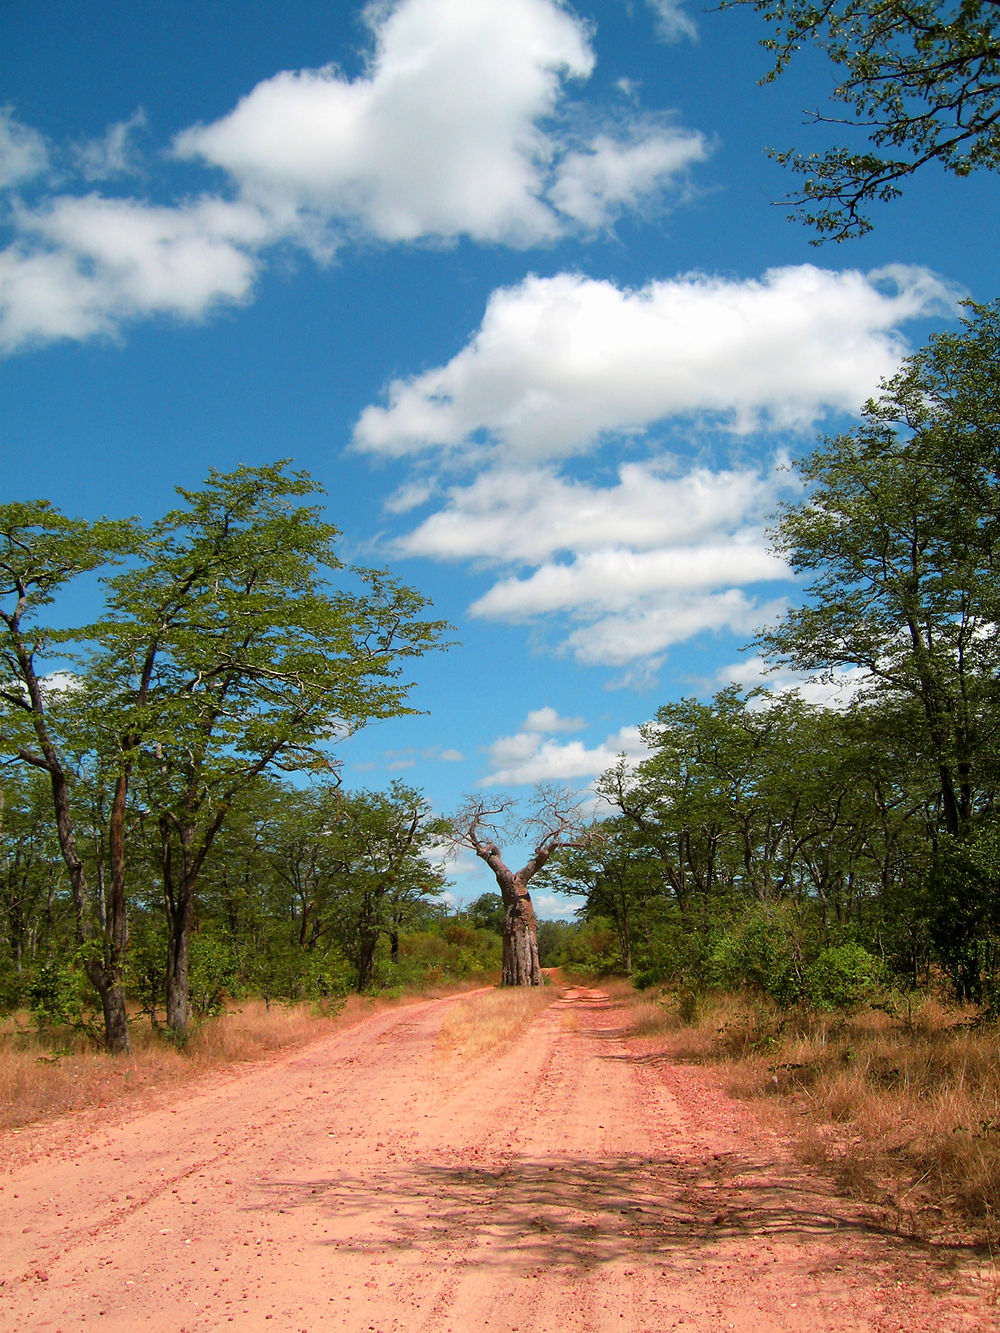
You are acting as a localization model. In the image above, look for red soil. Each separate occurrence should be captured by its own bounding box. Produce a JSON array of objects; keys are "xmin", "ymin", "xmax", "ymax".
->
[{"xmin": 0, "ymin": 985, "xmax": 993, "ymax": 1331}]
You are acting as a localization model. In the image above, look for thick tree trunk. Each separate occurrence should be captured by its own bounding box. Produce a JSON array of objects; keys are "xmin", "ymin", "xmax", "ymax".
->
[
  {"xmin": 91, "ymin": 972, "xmax": 131, "ymax": 1054},
  {"xmin": 501, "ymin": 891, "xmax": 541, "ymax": 986}
]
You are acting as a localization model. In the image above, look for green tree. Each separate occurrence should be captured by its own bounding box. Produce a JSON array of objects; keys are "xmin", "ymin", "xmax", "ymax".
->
[
  {"xmin": 325, "ymin": 782, "xmax": 448, "ymax": 991},
  {"xmin": 539, "ymin": 819, "xmax": 663, "ymax": 974},
  {"xmin": 2, "ymin": 465, "xmax": 449, "ymax": 1044},
  {"xmin": 466, "ymin": 892, "xmax": 506, "ymax": 935},
  {"xmin": 0, "ymin": 502, "xmax": 139, "ymax": 1051},
  {"xmin": 729, "ymin": 0, "xmax": 1000, "ymax": 239},
  {"xmin": 99, "ymin": 462, "xmax": 449, "ymax": 1033},
  {"xmin": 0, "ymin": 769, "xmax": 69, "ymax": 1002},
  {"xmin": 758, "ymin": 302, "xmax": 1000, "ymax": 839},
  {"xmin": 239, "ymin": 779, "xmax": 448, "ymax": 994}
]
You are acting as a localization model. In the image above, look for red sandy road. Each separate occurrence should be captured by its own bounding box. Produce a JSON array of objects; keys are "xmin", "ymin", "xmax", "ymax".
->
[{"xmin": 0, "ymin": 985, "xmax": 992, "ymax": 1333}]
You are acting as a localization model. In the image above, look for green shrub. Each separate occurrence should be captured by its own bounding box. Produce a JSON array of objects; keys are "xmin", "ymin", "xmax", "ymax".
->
[
  {"xmin": 707, "ymin": 908, "xmax": 800, "ymax": 1006},
  {"xmin": 27, "ymin": 958, "xmax": 90, "ymax": 1029},
  {"xmin": 802, "ymin": 943, "xmax": 884, "ymax": 1012},
  {"xmin": 189, "ymin": 934, "xmax": 238, "ymax": 1016},
  {"xmin": 560, "ymin": 917, "xmax": 620, "ymax": 976}
]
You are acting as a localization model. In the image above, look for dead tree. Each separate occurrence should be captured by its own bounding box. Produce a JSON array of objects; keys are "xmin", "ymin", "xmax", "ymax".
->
[{"xmin": 450, "ymin": 787, "xmax": 590, "ymax": 986}]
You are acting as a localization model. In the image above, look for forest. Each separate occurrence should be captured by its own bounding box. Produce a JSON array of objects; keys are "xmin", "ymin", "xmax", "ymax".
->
[{"xmin": 3, "ymin": 299, "xmax": 1000, "ymax": 1051}]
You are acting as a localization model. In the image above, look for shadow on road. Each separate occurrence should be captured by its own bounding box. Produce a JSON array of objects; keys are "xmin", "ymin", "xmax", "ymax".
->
[{"xmin": 248, "ymin": 1149, "xmax": 974, "ymax": 1276}]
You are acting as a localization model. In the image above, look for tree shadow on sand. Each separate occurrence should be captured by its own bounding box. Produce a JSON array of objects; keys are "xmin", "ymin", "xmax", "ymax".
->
[{"xmin": 247, "ymin": 1149, "xmax": 979, "ymax": 1278}]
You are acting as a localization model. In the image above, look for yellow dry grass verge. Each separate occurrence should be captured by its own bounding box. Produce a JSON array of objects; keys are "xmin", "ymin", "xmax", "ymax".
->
[
  {"xmin": 0, "ymin": 996, "xmax": 405, "ymax": 1134},
  {"xmin": 435, "ymin": 984, "xmax": 560, "ymax": 1062},
  {"xmin": 622, "ymin": 988, "xmax": 1000, "ymax": 1243}
]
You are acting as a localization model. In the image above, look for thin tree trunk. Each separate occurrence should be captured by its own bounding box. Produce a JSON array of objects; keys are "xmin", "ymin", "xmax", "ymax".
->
[{"xmin": 164, "ymin": 893, "xmax": 193, "ymax": 1034}]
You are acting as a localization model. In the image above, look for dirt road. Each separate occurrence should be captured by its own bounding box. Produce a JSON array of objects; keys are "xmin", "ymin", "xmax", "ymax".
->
[{"xmin": 0, "ymin": 986, "xmax": 993, "ymax": 1332}]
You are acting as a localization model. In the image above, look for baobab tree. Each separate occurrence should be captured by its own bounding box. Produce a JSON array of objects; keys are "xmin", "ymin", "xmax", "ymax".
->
[{"xmin": 449, "ymin": 787, "xmax": 592, "ymax": 986}]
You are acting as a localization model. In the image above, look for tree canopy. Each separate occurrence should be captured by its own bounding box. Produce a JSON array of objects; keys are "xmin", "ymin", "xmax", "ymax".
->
[
  {"xmin": 0, "ymin": 462, "xmax": 451, "ymax": 1045},
  {"xmin": 730, "ymin": 0, "xmax": 1000, "ymax": 238},
  {"xmin": 758, "ymin": 299, "xmax": 1000, "ymax": 836}
]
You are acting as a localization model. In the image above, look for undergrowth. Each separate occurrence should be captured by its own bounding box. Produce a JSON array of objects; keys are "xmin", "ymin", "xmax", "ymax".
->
[{"xmin": 623, "ymin": 987, "xmax": 1000, "ymax": 1242}]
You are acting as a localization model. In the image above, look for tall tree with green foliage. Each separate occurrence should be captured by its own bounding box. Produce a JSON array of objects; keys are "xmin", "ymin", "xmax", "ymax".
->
[
  {"xmin": 99, "ymin": 462, "xmax": 449, "ymax": 1034},
  {"xmin": 2, "ymin": 464, "xmax": 449, "ymax": 1044},
  {"xmin": 729, "ymin": 0, "xmax": 1000, "ymax": 238},
  {"xmin": 0, "ymin": 502, "xmax": 139, "ymax": 1051},
  {"xmin": 758, "ymin": 301, "xmax": 1000, "ymax": 839},
  {"xmin": 323, "ymin": 782, "xmax": 447, "ymax": 990},
  {"xmin": 539, "ymin": 817, "xmax": 662, "ymax": 973}
]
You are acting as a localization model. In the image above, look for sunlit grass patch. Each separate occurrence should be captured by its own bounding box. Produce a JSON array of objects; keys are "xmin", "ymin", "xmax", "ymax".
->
[{"xmin": 435, "ymin": 985, "xmax": 560, "ymax": 1061}]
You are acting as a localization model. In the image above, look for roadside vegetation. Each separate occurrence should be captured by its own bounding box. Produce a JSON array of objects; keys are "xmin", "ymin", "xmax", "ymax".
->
[
  {"xmin": 3, "ymin": 298, "xmax": 1000, "ymax": 1246},
  {"xmin": 615, "ymin": 984, "xmax": 1000, "ymax": 1243},
  {"xmin": 0, "ymin": 975, "xmax": 506, "ymax": 1134}
]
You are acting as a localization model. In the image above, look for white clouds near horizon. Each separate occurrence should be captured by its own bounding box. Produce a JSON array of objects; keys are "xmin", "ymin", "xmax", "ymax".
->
[
  {"xmin": 391, "ymin": 452, "xmax": 796, "ymax": 669},
  {"xmin": 483, "ymin": 718, "xmax": 647, "ymax": 786},
  {"xmin": 353, "ymin": 265, "xmax": 958, "ymax": 461}
]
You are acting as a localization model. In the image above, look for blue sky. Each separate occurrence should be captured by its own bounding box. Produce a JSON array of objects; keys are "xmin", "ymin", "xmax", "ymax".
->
[{"xmin": 3, "ymin": 0, "xmax": 997, "ymax": 913}]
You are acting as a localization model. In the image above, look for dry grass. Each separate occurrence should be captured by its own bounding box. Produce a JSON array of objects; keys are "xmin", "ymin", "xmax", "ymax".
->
[
  {"xmin": 622, "ymin": 987, "xmax": 1000, "ymax": 1241},
  {"xmin": 0, "ymin": 997, "xmax": 381, "ymax": 1134},
  {"xmin": 0, "ymin": 982, "xmax": 519, "ymax": 1135},
  {"xmin": 435, "ymin": 984, "xmax": 560, "ymax": 1061}
]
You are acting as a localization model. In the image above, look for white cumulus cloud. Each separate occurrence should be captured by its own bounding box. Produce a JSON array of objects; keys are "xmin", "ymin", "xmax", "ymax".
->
[
  {"xmin": 549, "ymin": 121, "xmax": 708, "ymax": 229},
  {"xmin": 1, "ymin": 0, "xmax": 711, "ymax": 355},
  {"xmin": 174, "ymin": 0, "xmax": 703, "ymax": 250},
  {"xmin": 1, "ymin": 195, "xmax": 271, "ymax": 352},
  {"xmin": 483, "ymin": 722, "xmax": 647, "ymax": 786},
  {"xmin": 354, "ymin": 265, "xmax": 959, "ymax": 461},
  {"xmin": 471, "ymin": 540, "xmax": 788, "ymax": 619},
  {"xmin": 392, "ymin": 453, "xmax": 796, "ymax": 670},
  {"xmin": 522, "ymin": 706, "xmax": 586, "ymax": 733},
  {"xmin": 563, "ymin": 590, "xmax": 788, "ymax": 668},
  {"xmin": 397, "ymin": 459, "xmax": 787, "ymax": 564}
]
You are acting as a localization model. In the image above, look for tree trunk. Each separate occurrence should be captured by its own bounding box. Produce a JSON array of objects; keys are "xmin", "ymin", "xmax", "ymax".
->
[
  {"xmin": 356, "ymin": 930, "xmax": 379, "ymax": 992},
  {"xmin": 165, "ymin": 910, "xmax": 192, "ymax": 1033},
  {"xmin": 164, "ymin": 872, "xmax": 195, "ymax": 1036},
  {"xmin": 501, "ymin": 891, "xmax": 541, "ymax": 986},
  {"xmin": 90, "ymin": 970, "xmax": 131, "ymax": 1054},
  {"xmin": 49, "ymin": 765, "xmax": 132, "ymax": 1052}
]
